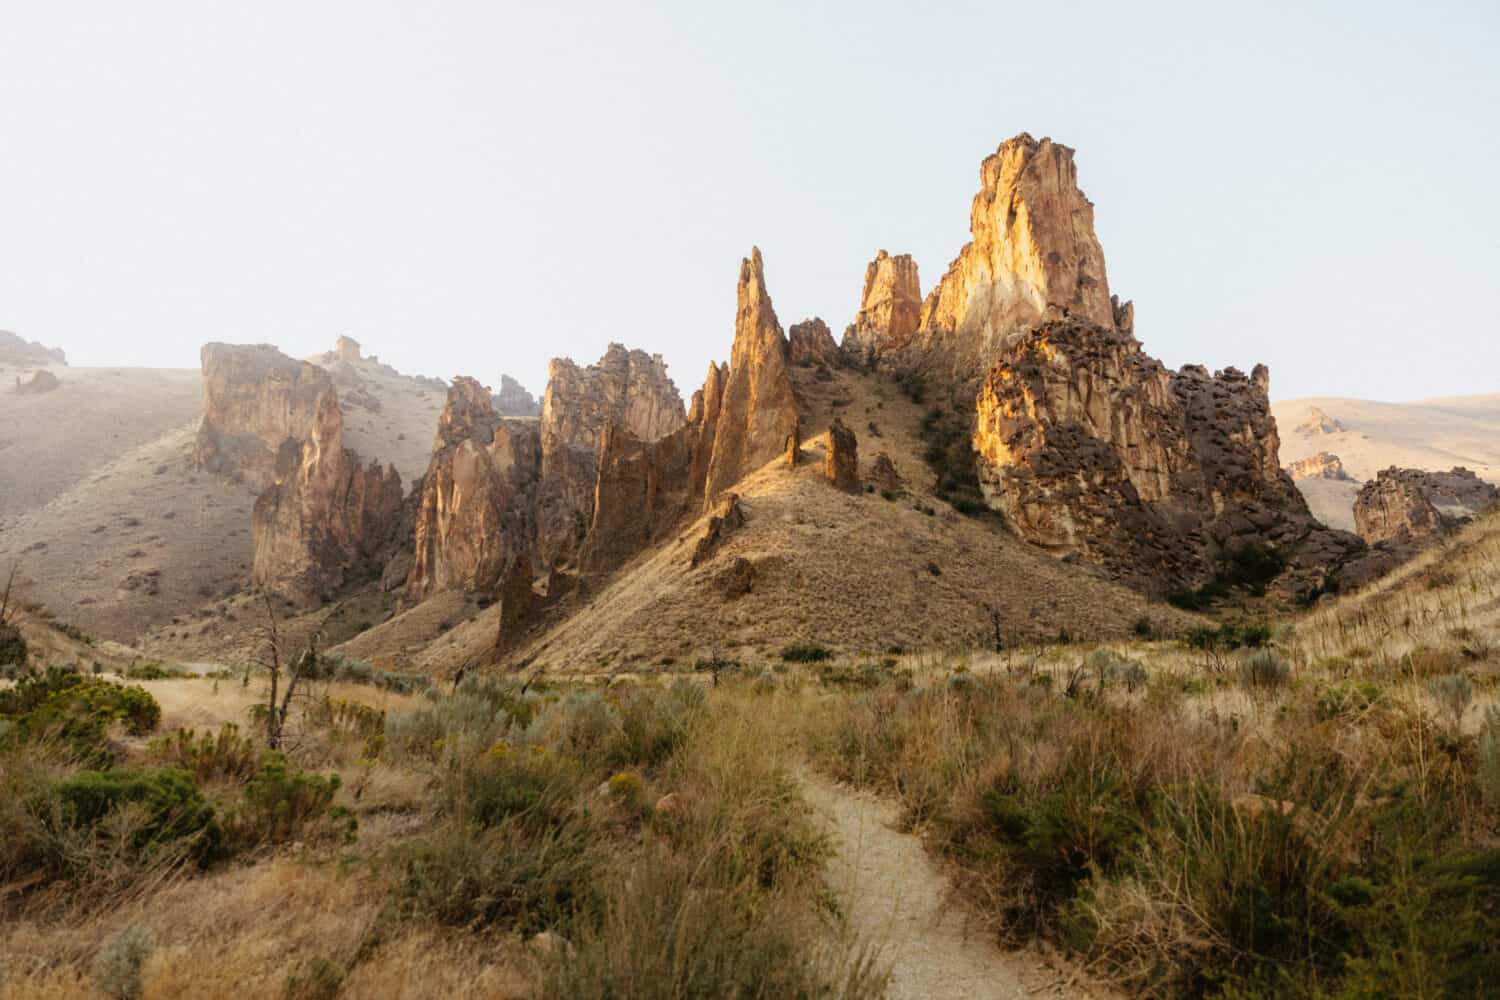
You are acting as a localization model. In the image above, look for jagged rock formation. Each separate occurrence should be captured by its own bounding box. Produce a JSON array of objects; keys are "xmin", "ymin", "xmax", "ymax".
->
[
  {"xmin": 496, "ymin": 554, "xmax": 536, "ymax": 650},
  {"xmin": 910, "ymin": 135, "xmax": 1121, "ymax": 378},
  {"xmin": 334, "ymin": 336, "xmax": 362, "ymax": 362},
  {"xmin": 688, "ymin": 362, "xmax": 728, "ymax": 492},
  {"xmin": 867, "ymin": 452, "xmax": 902, "ymax": 493},
  {"xmin": 846, "ymin": 250, "xmax": 922, "ymax": 355},
  {"xmin": 826, "ymin": 419, "xmax": 860, "ymax": 492},
  {"xmin": 537, "ymin": 344, "xmax": 686, "ymax": 567},
  {"xmin": 1288, "ymin": 452, "xmax": 1353, "ymax": 481},
  {"xmin": 785, "ymin": 419, "xmax": 802, "ymax": 468},
  {"xmin": 973, "ymin": 319, "xmax": 1361, "ymax": 597},
  {"xmin": 13, "ymin": 371, "xmax": 60, "ymax": 395},
  {"xmin": 1354, "ymin": 467, "xmax": 1499, "ymax": 546},
  {"xmin": 788, "ymin": 318, "xmax": 839, "ymax": 367},
  {"xmin": 702, "ymin": 248, "xmax": 800, "ymax": 505},
  {"xmin": 690, "ymin": 494, "xmax": 745, "ymax": 568},
  {"xmin": 578, "ymin": 422, "xmax": 695, "ymax": 574},
  {"xmin": 0, "ymin": 330, "xmax": 65, "ymax": 367},
  {"xmin": 196, "ymin": 344, "xmax": 335, "ymax": 491},
  {"xmin": 406, "ymin": 377, "xmax": 541, "ymax": 600},
  {"xmin": 495, "ymin": 375, "xmax": 542, "ymax": 417},
  {"xmin": 1296, "ymin": 406, "xmax": 1346, "ymax": 436},
  {"xmin": 251, "ymin": 388, "xmax": 405, "ymax": 601}
]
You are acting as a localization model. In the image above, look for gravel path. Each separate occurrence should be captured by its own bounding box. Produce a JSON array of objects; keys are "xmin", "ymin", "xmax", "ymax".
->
[{"xmin": 804, "ymin": 774, "xmax": 1104, "ymax": 1000}]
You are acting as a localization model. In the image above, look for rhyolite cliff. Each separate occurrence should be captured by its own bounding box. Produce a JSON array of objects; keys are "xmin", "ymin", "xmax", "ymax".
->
[{"xmin": 1354, "ymin": 467, "xmax": 1498, "ymax": 548}]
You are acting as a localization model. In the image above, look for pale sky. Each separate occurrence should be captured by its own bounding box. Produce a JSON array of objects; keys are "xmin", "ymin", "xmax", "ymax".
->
[{"xmin": 2, "ymin": 1, "xmax": 1496, "ymax": 403}]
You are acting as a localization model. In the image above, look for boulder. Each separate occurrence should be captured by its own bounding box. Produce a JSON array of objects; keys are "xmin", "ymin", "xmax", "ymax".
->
[
  {"xmin": 867, "ymin": 452, "xmax": 902, "ymax": 493},
  {"xmin": 1288, "ymin": 452, "xmax": 1353, "ymax": 481},
  {"xmin": 691, "ymin": 493, "xmax": 745, "ymax": 568},
  {"xmin": 826, "ymin": 419, "xmax": 860, "ymax": 492},
  {"xmin": 13, "ymin": 370, "xmax": 60, "ymax": 395}
]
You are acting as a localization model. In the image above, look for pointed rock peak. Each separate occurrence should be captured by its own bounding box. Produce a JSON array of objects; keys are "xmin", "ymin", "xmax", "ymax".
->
[
  {"xmin": 851, "ymin": 250, "xmax": 922, "ymax": 354},
  {"xmin": 436, "ymin": 376, "xmax": 500, "ymax": 448},
  {"xmin": 736, "ymin": 247, "xmax": 783, "ymax": 352}
]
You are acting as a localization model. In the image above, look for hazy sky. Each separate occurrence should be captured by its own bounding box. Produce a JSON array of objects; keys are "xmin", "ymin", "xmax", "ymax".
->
[{"xmin": 2, "ymin": 1, "xmax": 1496, "ymax": 402}]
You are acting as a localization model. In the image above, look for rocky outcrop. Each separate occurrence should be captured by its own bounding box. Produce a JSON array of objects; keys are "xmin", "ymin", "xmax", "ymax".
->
[
  {"xmin": 251, "ymin": 389, "xmax": 405, "ymax": 601},
  {"xmin": 846, "ymin": 250, "xmax": 922, "ymax": 356},
  {"xmin": 1354, "ymin": 467, "xmax": 1498, "ymax": 547},
  {"xmin": 0, "ymin": 330, "xmax": 65, "ymax": 367},
  {"xmin": 1288, "ymin": 452, "xmax": 1353, "ymax": 482},
  {"xmin": 405, "ymin": 377, "xmax": 541, "ymax": 600},
  {"xmin": 334, "ymin": 336, "xmax": 362, "ymax": 362},
  {"xmin": 691, "ymin": 494, "xmax": 745, "ymax": 568},
  {"xmin": 867, "ymin": 452, "xmax": 902, "ymax": 493},
  {"xmin": 973, "ymin": 319, "xmax": 1361, "ymax": 597},
  {"xmin": 196, "ymin": 344, "xmax": 335, "ymax": 491},
  {"xmin": 13, "ymin": 370, "xmax": 60, "ymax": 395},
  {"xmin": 785, "ymin": 419, "xmax": 802, "ymax": 468},
  {"xmin": 701, "ymin": 249, "xmax": 800, "ymax": 505},
  {"xmin": 1295, "ymin": 407, "xmax": 1346, "ymax": 436},
  {"xmin": 537, "ymin": 344, "xmax": 686, "ymax": 567},
  {"xmin": 496, "ymin": 555, "xmax": 536, "ymax": 651},
  {"xmin": 578, "ymin": 421, "xmax": 696, "ymax": 574},
  {"xmin": 826, "ymin": 419, "xmax": 859, "ymax": 492},
  {"xmin": 908, "ymin": 135, "xmax": 1120, "ymax": 379},
  {"xmin": 495, "ymin": 375, "xmax": 542, "ymax": 417},
  {"xmin": 788, "ymin": 318, "xmax": 839, "ymax": 367}
]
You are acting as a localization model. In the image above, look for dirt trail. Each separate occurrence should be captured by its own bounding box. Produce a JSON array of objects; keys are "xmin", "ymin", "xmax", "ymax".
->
[{"xmin": 804, "ymin": 774, "xmax": 1100, "ymax": 1000}]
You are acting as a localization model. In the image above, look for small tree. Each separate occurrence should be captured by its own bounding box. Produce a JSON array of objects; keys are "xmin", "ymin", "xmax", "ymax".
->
[{"xmin": 255, "ymin": 594, "xmax": 344, "ymax": 749}]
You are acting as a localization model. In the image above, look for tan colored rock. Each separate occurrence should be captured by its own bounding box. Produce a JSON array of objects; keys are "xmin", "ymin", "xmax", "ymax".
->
[
  {"xmin": 494, "ymin": 374, "xmax": 541, "ymax": 417},
  {"xmin": 847, "ymin": 250, "xmax": 922, "ymax": 355},
  {"xmin": 538, "ymin": 344, "xmax": 686, "ymax": 568},
  {"xmin": 1354, "ymin": 467, "xmax": 1499, "ymax": 547},
  {"xmin": 973, "ymin": 319, "xmax": 1365, "ymax": 598},
  {"xmin": 334, "ymin": 335, "xmax": 362, "ymax": 362},
  {"xmin": 788, "ymin": 317, "xmax": 839, "ymax": 367},
  {"xmin": 826, "ymin": 418, "xmax": 860, "ymax": 492},
  {"xmin": 691, "ymin": 493, "xmax": 745, "ymax": 568},
  {"xmin": 496, "ymin": 554, "xmax": 536, "ymax": 650},
  {"xmin": 701, "ymin": 249, "xmax": 799, "ymax": 506},
  {"xmin": 196, "ymin": 343, "xmax": 335, "ymax": 492},
  {"xmin": 406, "ymin": 377, "xmax": 541, "ymax": 601},
  {"xmin": 251, "ymin": 388, "xmax": 405, "ymax": 601},
  {"xmin": 1288, "ymin": 452, "xmax": 1353, "ymax": 482},
  {"xmin": 717, "ymin": 556, "xmax": 755, "ymax": 598},
  {"xmin": 13, "ymin": 370, "xmax": 60, "ymax": 395},
  {"xmin": 867, "ymin": 452, "xmax": 902, "ymax": 493},
  {"xmin": 913, "ymin": 135, "xmax": 1118, "ymax": 376},
  {"xmin": 785, "ymin": 418, "xmax": 801, "ymax": 468},
  {"xmin": 1295, "ymin": 406, "xmax": 1346, "ymax": 436},
  {"xmin": 579, "ymin": 421, "xmax": 696, "ymax": 574},
  {"xmin": 688, "ymin": 362, "xmax": 728, "ymax": 497}
]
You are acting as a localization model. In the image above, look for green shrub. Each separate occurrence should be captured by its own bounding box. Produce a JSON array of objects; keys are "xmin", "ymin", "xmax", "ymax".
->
[
  {"xmin": 449, "ymin": 745, "xmax": 583, "ymax": 833},
  {"xmin": 1314, "ymin": 681, "xmax": 1383, "ymax": 721},
  {"xmin": 0, "ymin": 622, "xmax": 27, "ymax": 674},
  {"xmin": 0, "ymin": 669, "xmax": 161, "ymax": 763},
  {"xmin": 231, "ymin": 753, "xmax": 346, "ymax": 846},
  {"xmin": 1238, "ymin": 649, "xmax": 1291, "ymax": 690},
  {"xmin": 1478, "ymin": 707, "xmax": 1500, "ymax": 810},
  {"xmin": 93, "ymin": 925, "xmax": 154, "ymax": 1000},
  {"xmin": 1428, "ymin": 673, "xmax": 1474, "ymax": 727},
  {"xmin": 49, "ymin": 767, "xmax": 221, "ymax": 863},
  {"xmin": 780, "ymin": 643, "xmax": 833, "ymax": 664},
  {"xmin": 148, "ymin": 724, "xmax": 260, "ymax": 784},
  {"xmin": 394, "ymin": 819, "xmax": 603, "ymax": 934},
  {"xmin": 124, "ymin": 662, "xmax": 174, "ymax": 680}
]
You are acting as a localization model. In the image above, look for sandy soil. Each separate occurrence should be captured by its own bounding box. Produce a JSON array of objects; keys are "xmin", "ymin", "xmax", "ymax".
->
[
  {"xmin": 1274, "ymin": 393, "xmax": 1500, "ymax": 528},
  {"xmin": 803, "ymin": 773, "xmax": 1112, "ymax": 1000}
]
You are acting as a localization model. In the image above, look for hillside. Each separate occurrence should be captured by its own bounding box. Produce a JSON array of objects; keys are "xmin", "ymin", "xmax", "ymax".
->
[
  {"xmin": 0, "ymin": 346, "xmax": 457, "ymax": 641},
  {"xmin": 1274, "ymin": 394, "xmax": 1500, "ymax": 530},
  {"xmin": 331, "ymin": 364, "xmax": 1197, "ymax": 676}
]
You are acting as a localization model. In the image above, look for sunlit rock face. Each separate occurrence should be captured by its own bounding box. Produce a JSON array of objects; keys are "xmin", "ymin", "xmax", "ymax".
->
[
  {"xmin": 536, "ymin": 344, "xmax": 686, "ymax": 568},
  {"xmin": 701, "ymin": 248, "xmax": 800, "ymax": 507},
  {"xmin": 251, "ymin": 387, "xmax": 405, "ymax": 602},
  {"xmin": 1354, "ymin": 467, "xmax": 1499, "ymax": 547},
  {"xmin": 788, "ymin": 317, "xmax": 839, "ymax": 367},
  {"xmin": 973, "ymin": 319, "xmax": 1364, "ymax": 598},
  {"xmin": 196, "ymin": 343, "xmax": 333, "ymax": 491},
  {"xmin": 1288, "ymin": 452, "xmax": 1353, "ymax": 482},
  {"xmin": 908, "ymin": 134, "xmax": 1121, "ymax": 379},
  {"xmin": 405, "ymin": 377, "xmax": 541, "ymax": 600},
  {"xmin": 844, "ymin": 250, "xmax": 922, "ymax": 356}
]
